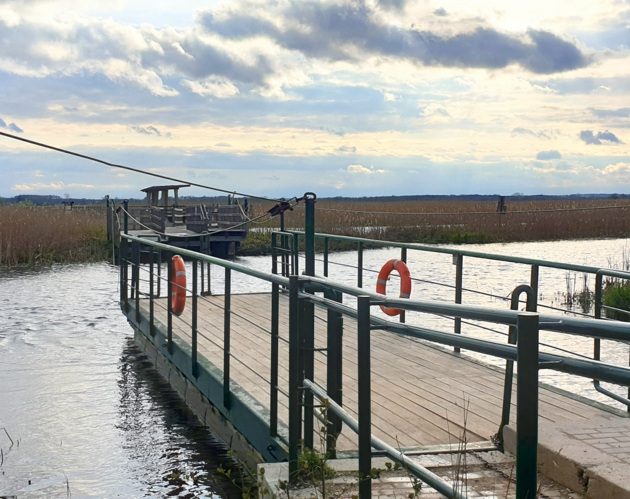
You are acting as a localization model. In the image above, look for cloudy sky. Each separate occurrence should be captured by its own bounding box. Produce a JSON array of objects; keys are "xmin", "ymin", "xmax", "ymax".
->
[{"xmin": 0, "ymin": 0, "xmax": 629, "ymax": 199}]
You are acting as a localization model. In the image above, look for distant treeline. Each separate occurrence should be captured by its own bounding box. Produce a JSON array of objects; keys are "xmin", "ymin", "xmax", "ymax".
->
[{"xmin": 2, "ymin": 192, "xmax": 629, "ymax": 206}]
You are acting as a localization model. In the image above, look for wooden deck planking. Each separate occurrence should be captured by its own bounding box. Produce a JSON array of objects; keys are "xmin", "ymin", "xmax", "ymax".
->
[{"xmin": 141, "ymin": 292, "xmax": 619, "ymax": 452}]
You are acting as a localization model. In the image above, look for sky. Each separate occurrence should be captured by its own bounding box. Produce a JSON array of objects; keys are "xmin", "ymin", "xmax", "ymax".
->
[{"xmin": 0, "ymin": 0, "xmax": 629, "ymax": 199}]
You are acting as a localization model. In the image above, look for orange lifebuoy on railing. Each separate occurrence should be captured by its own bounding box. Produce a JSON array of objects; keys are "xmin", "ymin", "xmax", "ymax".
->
[
  {"xmin": 375, "ymin": 259, "xmax": 412, "ymax": 316},
  {"xmin": 171, "ymin": 255, "xmax": 187, "ymax": 316}
]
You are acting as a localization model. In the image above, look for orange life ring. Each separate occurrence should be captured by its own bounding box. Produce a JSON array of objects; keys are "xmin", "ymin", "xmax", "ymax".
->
[
  {"xmin": 171, "ymin": 255, "xmax": 187, "ymax": 316},
  {"xmin": 375, "ymin": 259, "xmax": 411, "ymax": 316}
]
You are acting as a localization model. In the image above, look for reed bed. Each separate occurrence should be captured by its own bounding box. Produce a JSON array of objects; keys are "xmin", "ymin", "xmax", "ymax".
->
[
  {"xmin": 0, "ymin": 204, "xmax": 108, "ymax": 266},
  {"xmin": 248, "ymin": 197, "xmax": 630, "ymax": 249}
]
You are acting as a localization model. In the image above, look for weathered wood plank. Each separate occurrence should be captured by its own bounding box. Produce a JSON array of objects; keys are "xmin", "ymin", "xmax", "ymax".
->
[{"xmin": 142, "ymin": 292, "xmax": 619, "ymax": 452}]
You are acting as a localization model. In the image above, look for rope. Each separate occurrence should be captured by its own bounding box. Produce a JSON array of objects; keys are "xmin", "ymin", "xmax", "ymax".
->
[{"xmin": 119, "ymin": 205, "xmax": 272, "ymax": 238}]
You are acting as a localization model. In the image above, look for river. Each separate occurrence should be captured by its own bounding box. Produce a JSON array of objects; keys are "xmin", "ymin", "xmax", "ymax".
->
[{"xmin": 1, "ymin": 237, "xmax": 629, "ymax": 497}]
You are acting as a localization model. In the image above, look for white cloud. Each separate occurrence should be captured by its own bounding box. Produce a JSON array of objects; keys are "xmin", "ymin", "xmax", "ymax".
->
[
  {"xmin": 182, "ymin": 77, "xmax": 240, "ymax": 98},
  {"xmin": 603, "ymin": 162, "xmax": 630, "ymax": 175},
  {"xmin": 346, "ymin": 164, "xmax": 385, "ymax": 175},
  {"xmin": 12, "ymin": 181, "xmax": 96, "ymax": 192}
]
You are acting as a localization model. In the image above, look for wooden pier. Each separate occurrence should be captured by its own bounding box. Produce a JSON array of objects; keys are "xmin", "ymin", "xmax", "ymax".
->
[{"xmin": 119, "ymin": 223, "xmax": 630, "ymax": 498}]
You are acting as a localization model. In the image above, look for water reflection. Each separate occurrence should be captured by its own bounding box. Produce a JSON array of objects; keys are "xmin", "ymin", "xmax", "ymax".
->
[{"xmin": 117, "ymin": 339, "xmax": 239, "ymax": 498}]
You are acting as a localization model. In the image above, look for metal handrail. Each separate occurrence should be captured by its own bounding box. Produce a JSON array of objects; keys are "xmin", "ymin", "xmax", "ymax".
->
[{"xmin": 294, "ymin": 230, "xmax": 630, "ymax": 276}]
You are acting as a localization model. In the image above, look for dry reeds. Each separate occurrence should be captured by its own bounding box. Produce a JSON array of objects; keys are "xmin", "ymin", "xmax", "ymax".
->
[
  {"xmin": 0, "ymin": 204, "xmax": 108, "ymax": 266},
  {"xmin": 250, "ymin": 197, "xmax": 630, "ymax": 244}
]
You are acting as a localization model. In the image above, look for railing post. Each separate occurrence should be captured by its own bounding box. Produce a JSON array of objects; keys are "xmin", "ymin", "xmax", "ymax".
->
[
  {"xmin": 400, "ymin": 248, "xmax": 407, "ymax": 324},
  {"xmin": 529, "ymin": 264, "xmax": 539, "ymax": 310},
  {"xmin": 594, "ymin": 272, "xmax": 603, "ymax": 361},
  {"xmin": 270, "ymin": 279, "xmax": 279, "ymax": 437},
  {"xmin": 149, "ymin": 247, "xmax": 155, "ymax": 336},
  {"xmin": 304, "ymin": 192, "xmax": 316, "ymax": 277},
  {"xmin": 120, "ymin": 236, "xmax": 128, "ymax": 310},
  {"xmin": 156, "ymin": 249, "xmax": 162, "ymax": 297},
  {"xmin": 293, "ymin": 232, "xmax": 299, "ymax": 276},
  {"xmin": 499, "ymin": 285, "xmax": 536, "ymax": 450},
  {"xmin": 288, "ymin": 276, "xmax": 302, "ymax": 483},
  {"xmin": 271, "ymin": 232, "xmax": 278, "ymax": 275},
  {"xmin": 325, "ymin": 289, "xmax": 343, "ymax": 458},
  {"xmin": 357, "ymin": 241, "xmax": 363, "ymax": 288},
  {"xmin": 192, "ymin": 259, "xmax": 198, "ymax": 377},
  {"xmin": 223, "ymin": 267, "xmax": 231, "ymax": 409},
  {"xmin": 133, "ymin": 240, "xmax": 140, "ymax": 322},
  {"xmin": 323, "ymin": 237, "xmax": 329, "ymax": 277},
  {"xmin": 516, "ymin": 312, "xmax": 539, "ymax": 499},
  {"xmin": 454, "ymin": 254, "xmax": 463, "ymax": 353},
  {"xmin": 167, "ymin": 254, "xmax": 173, "ymax": 354},
  {"xmin": 357, "ymin": 295, "xmax": 372, "ymax": 499},
  {"xmin": 301, "ymin": 297, "xmax": 315, "ymax": 450}
]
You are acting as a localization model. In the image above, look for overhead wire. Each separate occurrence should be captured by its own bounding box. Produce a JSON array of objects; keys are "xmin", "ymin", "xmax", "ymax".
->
[{"xmin": 0, "ymin": 130, "xmax": 283, "ymax": 203}]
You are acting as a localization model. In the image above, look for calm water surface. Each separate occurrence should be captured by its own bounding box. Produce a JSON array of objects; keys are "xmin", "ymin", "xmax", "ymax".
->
[
  {"xmin": 1, "ymin": 237, "xmax": 629, "ymax": 496},
  {"xmin": 0, "ymin": 264, "xmax": 240, "ymax": 498}
]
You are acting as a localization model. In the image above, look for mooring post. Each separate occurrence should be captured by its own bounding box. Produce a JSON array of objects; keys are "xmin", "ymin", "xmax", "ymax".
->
[
  {"xmin": 516, "ymin": 312, "xmax": 539, "ymax": 499},
  {"xmin": 288, "ymin": 276, "xmax": 302, "ymax": 483},
  {"xmin": 529, "ymin": 264, "xmax": 539, "ymax": 310},
  {"xmin": 454, "ymin": 254, "xmax": 463, "ymax": 353},
  {"xmin": 357, "ymin": 295, "xmax": 372, "ymax": 499},
  {"xmin": 223, "ymin": 267, "xmax": 232, "ymax": 409}
]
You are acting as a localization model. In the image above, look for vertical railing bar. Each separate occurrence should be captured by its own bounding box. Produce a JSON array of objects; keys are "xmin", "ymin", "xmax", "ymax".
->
[
  {"xmin": 516, "ymin": 312, "xmax": 539, "ymax": 499},
  {"xmin": 357, "ymin": 242, "xmax": 363, "ymax": 288},
  {"xmin": 271, "ymin": 232, "xmax": 278, "ymax": 276},
  {"xmin": 454, "ymin": 254, "xmax": 463, "ymax": 353},
  {"xmin": 498, "ymin": 285, "xmax": 535, "ymax": 451},
  {"xmin": 192, "ymin": 259, "xmax": 198, "ymax": 378},
  {"xmin": 134, "ymin": 241, "xmax": 140, "ymax": 322},
  {"xmin": 288, "ymin": 276, "xmax": 302, "ymax": 483},
  {"xmin": 357, "ymin": 295, "xmax": 372, "ymax": 499},
  {"xmin": 293, "ymin": 233, "xmax": 299, "ymax": 276},
  {"xmin": 301, "ymin": 298, "xmax": 315, "ymax": 450},
  {"xmin": 149, "ymin": 247, "xmax": 155, "ymax": 336},
  {"xmin": 400, "ymin": 248, "xmax": 407, "ymax": 324},
  {"xmin": 167, "ymin": 254, "xmax": 173, "ymax": 354},
  {"xmin": 304, "ymin": 193, "xmax": 316, "ymax": 277},
  {"xmin": 223, "ymin": 267, "xmax": 232, "ymax": 409},
  {"xmin": 324, "ymin": 237, "xmax": 329, "ymax": 277},
  {"xmin": 529, "ymin": 264, "xmax": 539, "ymax": 310},
  {"xmin": 325, "ymin": 289, "xmax": 343, "ymax": 458},
  {"xmin": 270, "ymin": 281, "xmax": 279, "ymax": 437}
]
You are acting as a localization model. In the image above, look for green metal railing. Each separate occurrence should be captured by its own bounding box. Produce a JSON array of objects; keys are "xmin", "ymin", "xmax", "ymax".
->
[
  {"xmin": 276, "ymin": 230, "xmax": 630, "ymax": 410},
  {"xmin": 118, "ymin": 198, "xmax": 630, "ymax": 499}
]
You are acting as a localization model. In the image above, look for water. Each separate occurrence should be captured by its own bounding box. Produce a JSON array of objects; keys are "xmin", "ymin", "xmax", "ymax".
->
[
  {"xmin": 0, "ymin": 263, "xmax": 241, "ymax": 498},
  {"xmin": 1, "ymin": 238, "xmax": 629, "ymax": 496}
]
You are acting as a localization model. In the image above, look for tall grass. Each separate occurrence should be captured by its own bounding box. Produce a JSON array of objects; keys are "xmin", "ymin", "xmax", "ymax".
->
[
  {"xmin": 249, "ymin": 197, "xmax": 630, "ymax": 244},
  {"xmin": 0, "ymin": 204, "xmax": 108, "ymax": 266}
]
